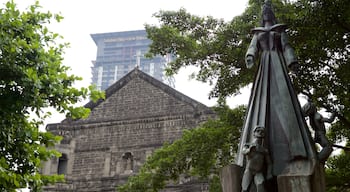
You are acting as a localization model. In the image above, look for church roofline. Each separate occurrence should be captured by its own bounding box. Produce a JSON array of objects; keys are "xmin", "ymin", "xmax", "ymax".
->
[{"xmin": 84, "ymin": 67, "xmax": 212, "ymax": 113}]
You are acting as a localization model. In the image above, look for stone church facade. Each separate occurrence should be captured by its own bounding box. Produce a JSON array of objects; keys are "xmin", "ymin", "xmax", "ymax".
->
[{"xmin": 42, "ymin": 68, "xmax": 215, "ymax": 191}]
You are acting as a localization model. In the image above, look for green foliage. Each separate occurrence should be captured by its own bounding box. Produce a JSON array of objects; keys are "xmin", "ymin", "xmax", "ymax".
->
[
  {"xmin": 286, "ymin": 0, "xmax": 350, "ymax": 141},
  {"xmin": 117, "ymin": 105, "xmax": 245, "ymax": 192},
  {"xmin": 326, "ymin": 150, "xmax": 350, "ymax": 191},
  {"xmin": 0, "ymin": 1, "xmax": 104, "ymax": 191},
  {"xmin": 208, "ymin": 175, "xmax": 223, "ymax": 192},
  {"xmin": 145, "ymin": 1, "xmax": 350, "ymax": 190},
  {"xmin": 145, "ymin": 0, "xmax": 350, "ymax": 126},
  {"xmin": 146, "ymin": 7, "xmax": 256, "ymax": 98}
]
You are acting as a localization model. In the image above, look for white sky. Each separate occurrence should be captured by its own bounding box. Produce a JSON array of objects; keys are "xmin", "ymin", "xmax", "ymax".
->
[{"xmin": 9, "ymin": 0, "xmax": 250, "ymax": 124}]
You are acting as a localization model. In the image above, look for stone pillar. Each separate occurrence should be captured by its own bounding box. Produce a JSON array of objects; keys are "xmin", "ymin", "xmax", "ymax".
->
[
  {"xmin": 103, "ymin": 152, "xmax": 111, "ymax": 177},
  {"xmin": 220, "ymin": 164, "xmax": 243, "ymax": 192},
  {"xmin": 277, "ymin": 159, "xmax": 325, "ymax": 192},
  {"xmin": 41, "ymin": 159, "xmax": 52, "ymax": 175},
  {"xmin": 220, "ymin": 160, "xmax": 325, "ymax": 192},
  {"xmin": 67, "ymin": 139, "xmax": 76, "ymax": 176}
]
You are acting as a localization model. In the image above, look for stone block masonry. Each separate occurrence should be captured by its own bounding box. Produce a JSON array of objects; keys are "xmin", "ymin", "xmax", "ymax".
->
[{"xmin": 43, "ymin": 68, "xmax": 215, "ymax": 192}]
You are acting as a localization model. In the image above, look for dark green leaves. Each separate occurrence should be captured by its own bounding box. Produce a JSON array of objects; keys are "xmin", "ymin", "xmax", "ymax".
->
[
  {"xmin": 0, "ymin": 1, "xmax": 104, "ymax": 190},
  {"xmin": 145, "ymin": 1, "xmax": 350, "ymax": 191}
]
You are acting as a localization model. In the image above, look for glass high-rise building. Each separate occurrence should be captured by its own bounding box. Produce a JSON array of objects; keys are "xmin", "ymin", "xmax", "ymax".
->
[{"xmin": 91, "ymin": 30, "xmax": 169, "ymax": 90}]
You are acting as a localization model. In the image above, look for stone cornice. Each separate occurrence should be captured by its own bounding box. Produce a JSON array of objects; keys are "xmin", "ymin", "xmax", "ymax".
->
[{"xmin": 46, "ymin": 113, "xmax": 213, "ymax": 132}]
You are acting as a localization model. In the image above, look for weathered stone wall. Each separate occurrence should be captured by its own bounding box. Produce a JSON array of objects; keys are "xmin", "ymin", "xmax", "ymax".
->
[
  {"xmin": 45, "ymin": 117, "xmax": 211, "ymax": 191},
  {"xmin": 85, "ymin": 75, "xmax": 203, "ymax": 122},
  {"xmin": 60, "ymin": 116, "xmax": 198, "ymax": 179},
  {"xmin": 43, "ymin": 69, "xmax": 215, "ymax": 192}
]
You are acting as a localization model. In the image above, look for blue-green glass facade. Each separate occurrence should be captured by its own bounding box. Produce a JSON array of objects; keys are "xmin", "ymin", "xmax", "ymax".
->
[{"xmin": 91, "ymin": 30, "xmax": 166, "ymax": 90}]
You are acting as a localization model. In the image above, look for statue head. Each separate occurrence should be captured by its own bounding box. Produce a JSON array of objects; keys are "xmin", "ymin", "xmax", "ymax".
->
[
  {"xmin": 253, "ymin": 126, "xmax": 265, "ymax": 138},
  {"xmin": 261, "ymin": 0, "xmax": 277, "ymax": 26}
]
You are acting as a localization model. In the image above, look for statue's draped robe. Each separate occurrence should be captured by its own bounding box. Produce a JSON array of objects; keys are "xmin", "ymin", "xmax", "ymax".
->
[{"xmin": 236, "ymin": 24, "xmax": 316, "ymax": 176}]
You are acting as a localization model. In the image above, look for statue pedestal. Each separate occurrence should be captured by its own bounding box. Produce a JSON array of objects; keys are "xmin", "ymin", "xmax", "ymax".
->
[
  {"xmin": 277, "ymin": 160, "xmax": 325, "ymax": 192},
  {"xmin": 220, "ymin": 160, "xmax": 325, "ymax": 192},
  {"xmin": 220, "ymin": 164, "xmax": 243, "ymax": 192},
  {"xmin": 278, "ymin": 175, "xmax": 311, "ymax": 192}
]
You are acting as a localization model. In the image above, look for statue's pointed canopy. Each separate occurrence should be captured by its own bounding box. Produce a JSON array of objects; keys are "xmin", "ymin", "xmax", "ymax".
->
[{"xmin": 261, "ymin": 0, "xmax": 277, "ymax": 26}]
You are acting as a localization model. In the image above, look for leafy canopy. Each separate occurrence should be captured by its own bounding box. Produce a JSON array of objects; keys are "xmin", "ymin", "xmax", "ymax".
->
[
  {"xmin": 326, "ymin": 151, "xmax": 350, "ymax": 191},
  {"xmin": 0, "ymin": 0, "xmax": 104, "ymax": 191},
  {"xmin": 139, "ymin": 0, "xmax": 350, "ymax": 191},
  {"xmin": 145, "ymin": 0, "xmax": 349, "ymax": 130}
]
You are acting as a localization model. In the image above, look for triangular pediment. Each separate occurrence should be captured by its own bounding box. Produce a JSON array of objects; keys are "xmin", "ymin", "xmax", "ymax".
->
[{"xmin": 77, "ymin": 68, "xmax": 213, "ymax": 123}]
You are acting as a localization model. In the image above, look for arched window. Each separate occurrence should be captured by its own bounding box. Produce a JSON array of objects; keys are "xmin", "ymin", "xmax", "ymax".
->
[
  {"xmin": 122, "ymin": 152, "xmax": 133, "ymax": 173},
  {"xmin": 57, "ymin": 153, "xmax": 68, "ymax": 175}
]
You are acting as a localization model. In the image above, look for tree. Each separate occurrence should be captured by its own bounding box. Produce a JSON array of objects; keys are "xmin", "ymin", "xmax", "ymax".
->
[
  {"xmin": 117, "ymin": 105, "xmax": 245, "ymax": 192},
  {"xmin": 325, "ymin": 151, "xmax": 350, "ymax": 191},
  {"xmin": 145, "ymin": 0, "xmax": 349, "ymax": 128},
  {"xmin": 137, "ymin": 0, "xmax": 349, "ymax": 191},
  {"xmin": 0, "ymin": 1, "xmax": 103, "ymax": 191}
]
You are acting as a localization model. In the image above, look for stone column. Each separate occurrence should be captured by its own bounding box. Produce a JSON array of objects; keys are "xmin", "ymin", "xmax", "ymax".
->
[
  {"xmin": 220, "ymin": 164, "xmax": 243, "ymax": 192},
  {"xmin": 277, "ymin": 160, "xmax": 325, "ymax": 192}
]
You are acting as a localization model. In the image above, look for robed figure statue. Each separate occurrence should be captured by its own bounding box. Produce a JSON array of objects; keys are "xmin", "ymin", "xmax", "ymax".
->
[{"xmin": 236, "ymin": 0, "xmax": 317, "ymax": 181}]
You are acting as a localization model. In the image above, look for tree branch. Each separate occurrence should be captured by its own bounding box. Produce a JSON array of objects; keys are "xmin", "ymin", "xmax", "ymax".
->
[{"xmin": 333, "ymin": 144, "xmax": 350, "ymax": 152}]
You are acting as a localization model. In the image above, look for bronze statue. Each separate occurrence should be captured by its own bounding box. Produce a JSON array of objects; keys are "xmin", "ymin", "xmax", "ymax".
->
[
  {"xmin": 241, "ymin": 126, "xmax": 271, "ymax": 192},
  {"xmin": 302, "ymin": 100, "xmax": 336, "ymax": 162},
  {"xmin": 236, "ymin": 0, "xmax": 317, "ymax": 179}
]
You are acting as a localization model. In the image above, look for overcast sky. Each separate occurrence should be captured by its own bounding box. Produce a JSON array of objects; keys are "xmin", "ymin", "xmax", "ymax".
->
[{"xmin": 9, "ymin": 0, "xmax": 250, "ymax": 124}]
